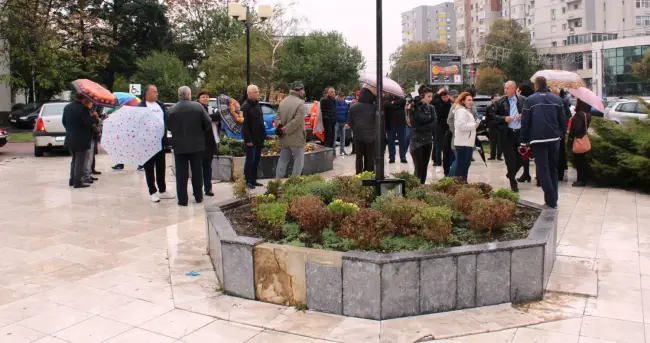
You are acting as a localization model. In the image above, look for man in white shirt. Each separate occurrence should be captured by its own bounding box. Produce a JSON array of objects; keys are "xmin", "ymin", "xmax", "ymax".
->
[{"xmin": 138, "ymin": 85, "xmax": 175, "ymax": 202}]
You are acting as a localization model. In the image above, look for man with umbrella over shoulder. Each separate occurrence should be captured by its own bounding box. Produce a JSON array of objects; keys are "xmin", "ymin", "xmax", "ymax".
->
[{"xmin": 63, "ymin": 93, "xmax": 98, "ymax": 189}]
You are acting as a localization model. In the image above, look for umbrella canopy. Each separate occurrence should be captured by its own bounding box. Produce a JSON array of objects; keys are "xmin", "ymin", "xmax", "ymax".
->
[
  {"xmin": 530, "ymin": 70, "xmax": 585, "ymax": 89},
  {"xmin": 114, "ymin": 92, "xmax": 141, "ymax": 107},
  {"xmin": 101, "ymin": 106, "xmax": 165, "ymax": 165},
  {"xmin": 72, "ymin": 79, "xmax": 119, "ymax": 108},
  {"xmin": 567, "ymin": 87, "xmax": 605, "ymax": 113},
  {"xmin": 360, "ymin": 73, "xmax": 404, "ymax": 97}
]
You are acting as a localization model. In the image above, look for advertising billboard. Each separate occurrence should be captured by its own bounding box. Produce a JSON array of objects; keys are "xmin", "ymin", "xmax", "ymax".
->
[{"xmin": 429, "ymin": 54, "xmax": 463, "ymax": 85}]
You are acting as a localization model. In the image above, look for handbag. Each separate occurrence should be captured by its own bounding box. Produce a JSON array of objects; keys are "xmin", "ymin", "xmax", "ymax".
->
[{"xmin": 572, "ymin": 112, "xmax": 591, "ymax": 154}]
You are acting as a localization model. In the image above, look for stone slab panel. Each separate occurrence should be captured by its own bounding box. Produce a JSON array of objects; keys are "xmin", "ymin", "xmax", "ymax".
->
[
  {"xmin": 420, "ymin": 256, "xmax": 457, "ymax": 313},
  {"xmin": 456, "ymin": 254, "xmax": 477, "ymax": 309},
  {"xmin": 253, "ymin": 244, "xmax": 307, "ymax": 306},
  {"xmin": 306, "ymin": 262, "xmax": 342, "ymax": 315},
  {"xmin": 476, "ymin": 250, "xmax": 511, "ymax": 307},
  {"xmin": 222, "ymin": 242, "xmax": 256, "ymax": 299},
  {"xmin": 342, "ymin": 259, "xmax": 381, "ymax": 320},
  {"xmin": 511, "ymin": 246, "xmax": 544, "ymax": 302},
  {"xmin": 381, "ymin": 261, "xmax": 419, "ymax": 319},
  {"xmin": 207, "ymin": 219, "xmax": 224, "ymax": 286},
  {"xmin": 544, "ymin": 218, "xmax": 558, "ymax": 288}
]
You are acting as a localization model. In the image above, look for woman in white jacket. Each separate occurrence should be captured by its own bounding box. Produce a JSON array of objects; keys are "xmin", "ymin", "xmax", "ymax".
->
[{"xmin": 452, "ymin": 92, "xmax": 479, "ymax": 182}]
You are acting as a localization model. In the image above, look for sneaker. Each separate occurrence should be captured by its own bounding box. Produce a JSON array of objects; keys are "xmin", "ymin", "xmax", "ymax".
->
[
  {"xmin": 254, "ymin": 182, "xmax": 263, "ymax": 187},
  {"xmin": 435, "ymin": 166, "xmax": 443, "ymax": 173},
  {"xmin": 83, "ymin": 178, "xmax": 94, "ymax": 184},
  {"xmin": 159, "ymin": 192, "xmax": 175, "ymax": 200},
  {"xmin": 151, "ymin": 193, "xmax": 161, "ymax": 202},
  {"xmin": 401, "ymin": 159, "xmax": 408, "ymax": 164},
  {"xmin": 205, "ymin": 190, "xmax": 214, "ymax": 196},
  {"xmin": 73, "ymin": 184, "xmax": 90, "ymax": 189},
  {"xmin": 111, "ymin": 165, "xmax": 124, "ymax": 170},
  {"xmin": 389, "ymin": 159, "xmax": 395, "ymax": 164}
]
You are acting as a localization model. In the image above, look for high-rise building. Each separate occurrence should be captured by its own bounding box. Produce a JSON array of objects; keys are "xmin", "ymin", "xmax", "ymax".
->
[
  {"xmin": 401, "ymin": 3, "xmax": 457, "ymax": 50},
  {"xmin": 454, "ymin": 0, "xmax": 502, "ymax": 62}
]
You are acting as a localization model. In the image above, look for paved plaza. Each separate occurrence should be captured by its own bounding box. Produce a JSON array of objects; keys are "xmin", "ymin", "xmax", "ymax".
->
[{"xmin": 0, "ymin": 150, "xmax": 649, "ymax": 343}]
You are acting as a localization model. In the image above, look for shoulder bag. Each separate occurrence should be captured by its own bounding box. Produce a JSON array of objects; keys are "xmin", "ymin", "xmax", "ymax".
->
[{"xmin": 572, "ymin": 112, "xmax": 591, "ymax": 154}]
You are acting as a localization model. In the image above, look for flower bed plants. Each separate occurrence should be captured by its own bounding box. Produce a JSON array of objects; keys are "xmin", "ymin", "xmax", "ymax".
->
[
  {"xmin": 218, "ymin": 136, "xmax": 318, "ymax": 157},
  {"xmin": 226, "ymin": 173, "xmax": 540, "ymax": 253}
]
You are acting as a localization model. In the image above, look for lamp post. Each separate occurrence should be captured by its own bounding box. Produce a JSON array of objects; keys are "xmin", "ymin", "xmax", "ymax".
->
[
  {"xmin": 374, "ymin": 0, "xmax": 384, "ymax": 181},
  {"xmin": 228, "ymin": 3, "xmax": 272, "ymax": 86}
]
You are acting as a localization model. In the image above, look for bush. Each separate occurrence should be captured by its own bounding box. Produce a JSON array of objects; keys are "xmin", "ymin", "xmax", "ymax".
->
[
  {"xmin": 252, "ymin": 194, "xmax": 276, "ymax": 211},
  {"xmin": 339, "ymin": 208, "xmax": 396, "ymax": 250},
  {"xmin": 371, "ymin": 194, "xmax": 426, "ymax": 236},
  {"xmin": 256, "ymin": 203, "xmax": 288, "ymax": 239},
  {"xmin": 305, "ymin": 181, "xmax": 336, "ymax": 204},
  {"xmin": 407, "ymin": 186, "xmax": 454, "ymax": 208},
  {"xmin": 489, "ymin": 188, "xmax": 520, "ymax": 203},
  {"xmin": 467, "ymin": 198, "xmax": 516, "ymax": 233},
  {"xmin": 320, "ymin": 228, "xmax": 355, "ymax": 251},
  {"xmin": 327, "ymin": 200, "xmax": 359, "ymax": 227},
  {"xmin": 410, "ymin": 206, "xmax": 453, "ymax": 243},
  {"xmin": 287, "ymin": 196, "xmax": 331, "ymax": 240},
  {"xmin": 453, "ymin": 187, "xmax": 484, "ymax": 215},
  {"xmin": 432, "ymin": 177, "xmax": 462, "ymax": 195},
  {"xmin": 233, "ymin": 177, "xmax": 250, "ymax": 200},
  {"xmin": 266, "ymin": 179, "xmax": 282, "ymax": 198},
  {"xmin": 332, "ymin": 175, "xmax": 375, "ymax": 206},
  {"xmin": 391, "ymin": 171, "xmax": 421, "ymax": 193},
  {"xmin": 282, "ymin": 222, "xmax": 301, "ymax": 243},
  {"xmin": 468, "ymin": 182, "xmax": 493, "ymax": 197}
]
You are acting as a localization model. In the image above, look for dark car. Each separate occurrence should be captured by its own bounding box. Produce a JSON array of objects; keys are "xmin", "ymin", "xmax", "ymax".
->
[
  {"xmin": 473, "ymin": 95, "xmax": 492, "ymax": 140},
  {"xmin": 0, "ymin": 127, "xmax": 8, "ymax": 148},
  {"xmin": 8, "ymin": 101, "xmax": 64, "ymax": 129}
]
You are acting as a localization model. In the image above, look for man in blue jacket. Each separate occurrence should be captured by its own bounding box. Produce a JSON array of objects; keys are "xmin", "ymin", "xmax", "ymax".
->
[
  {"xmin": 521, "ymin": 76, "xmax": 568, "ymax": 209},
  {"xmin": 335, "ymin": 93, "xmax": 349, "ymax": 155}
]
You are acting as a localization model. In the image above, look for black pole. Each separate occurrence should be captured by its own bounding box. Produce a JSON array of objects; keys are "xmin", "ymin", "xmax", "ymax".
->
[
  {"xmin": 245, "ymin": 6, "xmax": 251, "ymax": 86},
  {"xmin": 374, "ymin": 0, "xmax": 384, "ymax": 181}
]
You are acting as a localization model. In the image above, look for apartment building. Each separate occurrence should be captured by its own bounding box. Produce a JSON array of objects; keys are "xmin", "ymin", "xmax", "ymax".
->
[
  {"xmin": 454, "ymin": 0, "xmax": 502, "ymax": 63},
  {"xmin": 401, "ymin": 3, "xmax": 457, "ymax": 50}
]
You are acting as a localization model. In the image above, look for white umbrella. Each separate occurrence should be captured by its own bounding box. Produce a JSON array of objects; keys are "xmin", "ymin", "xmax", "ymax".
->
[
  {"xmin": 360, "ymin": 73, "xmax": 405, "ymax": 97},
  {"xmin": 101, "ymin": 106, "xmax": 165, "ymax": 165},
  {"xmin": 530, "ymin": 70, "xmax": 586, "ymax": 89}
]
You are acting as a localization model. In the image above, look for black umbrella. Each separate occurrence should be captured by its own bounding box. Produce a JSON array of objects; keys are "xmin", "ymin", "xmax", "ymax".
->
[{"xmin": 475, "ymin": 137, "xmax": 487, "ymax": 167}]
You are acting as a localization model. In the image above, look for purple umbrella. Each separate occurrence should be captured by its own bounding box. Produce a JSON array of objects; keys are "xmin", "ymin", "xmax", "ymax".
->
[{"xmin": 360, "ymin": 73, "xmax": 404, "ymax": 97}]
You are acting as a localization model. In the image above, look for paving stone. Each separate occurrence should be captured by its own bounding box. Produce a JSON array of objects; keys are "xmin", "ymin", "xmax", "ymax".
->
[
  {"xmin": 420, "ymin": 256, "xmax": 457, "ymax": 313},
  {"xmin": 457, "ymin": 254, "xmax": 477, "ymax": 309},
  {"xmin": 476, "ymin": 250, "xmax": 511, "ymax": 306},
  {"xmin": 306, "ymin": 262, "xmax": 342, "ymax": 315},
  {"xmin": 381, "ymin": 261, "xmax": 419, "ymax": 319},
  {"xmin": 511, "ymin": 246, "xmax": 544, "ymax": 302},
  {"xmin": 342, "ymin": 259, "xmax": 381, "ymax": 320}
]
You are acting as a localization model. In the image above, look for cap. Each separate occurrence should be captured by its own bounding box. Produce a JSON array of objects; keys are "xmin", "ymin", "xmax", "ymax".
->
[
  {"xmin": 292, "ymin": 82, "xmax": 305, "ymax": 91},
  {"xmin": 448, "ymin": 90, "xmax": 459, "ymax": 97}
]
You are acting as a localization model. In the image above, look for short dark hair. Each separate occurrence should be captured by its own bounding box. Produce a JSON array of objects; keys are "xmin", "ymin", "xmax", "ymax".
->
[
  {"xmin": 464, "ymin": 87, "xmax": 476, "ymax": 97},
  {"xmin": 142, "ymin": 84, "xmax": 155, "ymax": 97},
  {"xmin": 535, "ymin": 76, "xmax": 548, "ymax": 90},
  {"xmin": 439, "ymin": 90, "xmax": 448, "ymax": 97},
  {"xmin": 421, "ymin": 87, "xmax": 433, "ymax": 95},
  {"xmin": 417, "ymin": 84, "xmax": 428, "ymax": 95},
  {"xmin": 337, "ymin": 92, "xmax": 345, "ymax": 97},
  {"xmin": 197, "ymin": 91, "xmax": 210, "ymax": 99}
]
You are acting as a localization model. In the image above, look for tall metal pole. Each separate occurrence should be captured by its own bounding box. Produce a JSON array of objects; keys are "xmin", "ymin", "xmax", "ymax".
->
[
  {"xmin": 374, "ymin": 0, "xmax": 384, "ymax": 180},
  {"xmin": 246, "ymin": 6, "xmax": 251, "ymax": 86}
]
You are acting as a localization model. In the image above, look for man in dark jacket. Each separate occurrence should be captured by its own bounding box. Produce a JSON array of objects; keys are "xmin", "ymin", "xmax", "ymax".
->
[
  {"xmin": 335, "ymin": 93, "xmax": 349, "ymax": 155},
  {"xmin": 494, "ymin": 81, "xmax": 527, "ymax": 192},
  {"xmin": 320, "ymin": 87, "xmax": 337, "ymax": 152},
  {"xmin": 521, "ymin": 76, "xmax": 568, "ymax": 208},
  {"xmin": 241, "ymin": 85, "xmax": 266, "ymax": 189},
  {"xmin": 432, "ymin": 89, "xmax": 452, "ymax": 172},
  {"xmin": 385, "ymin": 94, "xmax": 407, "ymax": 164},
  {"xmin": 485, "ymin": 96, "xmax": 502, "ymax": 161},
  {"xmin": 348, "ymin": 87, "xmax": 376, "ymax": 174},
  {"xmin": 197, "ymin": 91, "xmax": 220, "ymax": 196},
  {"xmin": 138, "ymin": 85, "xmax": 174, "ymax": 202},
  {"xmin": 62, "ymin": 94, "xmax": 96, "ymax": 188},
  {"xmin": 168, "ymin": 86, "xmax": 212, "ymax": 206}
]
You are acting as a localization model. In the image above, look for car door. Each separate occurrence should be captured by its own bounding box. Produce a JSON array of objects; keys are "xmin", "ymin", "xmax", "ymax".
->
[
  {"xmin": 614, "ymin": 102, "xmax": 638, "ymax": 123},
  {"xmin": 40, "ymin": 103, "xmax": 68, "ymax": 134},
  {"xmin": 633, "ymin": 103, "xmax": 649, "ymax": 120}
]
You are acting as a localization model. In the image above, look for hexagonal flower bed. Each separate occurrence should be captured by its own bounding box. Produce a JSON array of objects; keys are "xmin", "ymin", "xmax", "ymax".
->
[{"xmin": 206, "ymin": 174, "xmax": 557, "ymax": 320}]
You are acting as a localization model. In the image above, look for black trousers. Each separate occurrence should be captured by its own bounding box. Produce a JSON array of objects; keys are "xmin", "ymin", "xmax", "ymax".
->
[
  {"xmin": 500, "ymin": 128, "xmax": 523, "ymax": 180},
  {"xmin": 91, "ymin": 137, "xmax": 98, "ymax": 171},
  {"xmin": 532, "ymin": 141, "xmax": 560, "ymax": 208},
  {"xmin": 69, "ymin": 149, "xmax": 88, "ymax": 186},
  {"xmin": 488, "ymin": 124, "xmax": 502, "ymax": 159},
  {"xmin": 174, "ymin": 152, "xmax": 203, "ymax": 205},
  {"xmin": 411, "ymin": 143, "xmax": 433, "ymax": 184},
  {"xmin": 323, "ymin": 119, "xmax": 337, "ymax": 150},
  {"xmin": 574, "ymin": 152, "xmax": 588, "ymax": 183},
  {"xmin": 202, "ymin": 155, "xmax": 213, "ymax": 192},
  {"xmin": 354, "ymin": 140, "xmax": 376, "ymax": 174},
  {"xmin": 244, "ymin": 144, "xmax": 262, "ymax": 185},
  {"xmin": 558, "ymin": 137, "xmax": 567, "ymax": 181},
  {"xmin": 442, "ymin": 131, "xmax": 454, "ymax": 176},
  {"xmin": 144, "ymin": 150, "xmax": 166, "ymax": 195}
]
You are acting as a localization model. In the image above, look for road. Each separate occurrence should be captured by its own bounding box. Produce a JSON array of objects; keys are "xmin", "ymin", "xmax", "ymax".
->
[{"xmin": 0, "ymin": 142, "xmax": 33, "ymax": 161}]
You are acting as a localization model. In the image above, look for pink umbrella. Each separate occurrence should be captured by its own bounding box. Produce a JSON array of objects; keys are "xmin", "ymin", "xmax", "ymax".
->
[
  {"xmin": 360, "ymin": 73, "xmax": 404, "ymax": 97},
  {"xmin": 567, "ymin": 87, "xmax": 605, "ymax": 113}
]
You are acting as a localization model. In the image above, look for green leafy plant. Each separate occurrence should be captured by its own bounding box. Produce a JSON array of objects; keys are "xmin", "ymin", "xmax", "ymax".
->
[
  {"xmin": 489, "ymin": 188, "xmax": 520, "ymax": 203},
  {"xmin": 339, "ymin": 208, "xmax": 396, "ymax": 250},
  {"xmin": 304, "ymin": 181, "xmax": 336, "ymax": 204},
  {"xmin": 327, "ymin": 199, "xmax": 359, "ymax": 227},
  {"xmin": 321, "ymin": 228, "xmax": 356, "ymax": 251},
  {"xmin": 432, "ymin": 177, "xmax": 462, "ymax": 195},
  {"xmin": 252, "ymin": 194, "xmax": 276, "ymax": 212},
  {"xmin": 453, "ymin": 187, "xmax": 484, "ymax": 215},
  {"xmin": 233, "ymin": 177, "xmax": 250, "ymax": 200},
  {"xmin": 407, "ymin": 186, "xmax": 454, "ymax": 208},
  {"xmin": 282, "ymin": 223, "xmax": 302, "ymax": 243},
  {"xmin": 287, "ymin": 196, "xmax": 331, "ymax": 241},
  {"xmin": 332, "ymin": 175, "xmax": 375, "ymax": 206},
  {"xmin": 467, "ymin": 198, "xmax": 516, "ymax": 233},
  {"xmin": 265, "ymin": 179, "xmax": 282, "ymax": 198},
  {"xmin": 410, "ymin": 206, "xmax": 453, "ymax": 243},
  {"xmin": 391, "ymin": 171, "xmax": 421, "ymax": 193},
  {"xmin": 468, "ymin": 182, "xmax": 494, "ymax": 198},
  {"xmin": 256, "ymin": 203, "xmax": 288, "ymax": 239},
  {"xmin": 371, "ymin": 194, "xmax": 426, "ymax": 236}
]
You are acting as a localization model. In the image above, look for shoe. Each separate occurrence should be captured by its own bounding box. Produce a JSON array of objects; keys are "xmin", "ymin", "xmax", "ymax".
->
[
  {"xmin": 340, "ymin": 151, "xmax": 347, "ymax": 156},
  {"xmin": 178, "ymin": 202, "xmax": 188, "ymax": 207},
  {"xmin": 401, "ymin": 159, "xmax": 408, "ymax": 164},
  {"xmin": 389, "ymin": 159, "xmax": 395, "ymax": 164},
  {"xmin": 509, "ymin": 179, "xmax": 519, "ymax": 193},
  {"xmin": 69, "ymin": 180, "xmax": 73, "ymax": 187},
  {"xmin": 497, "ymin": 157, "xmax": 503, "ymax": 161},
  {"xmin": 247, "ymin": 183, "xmax": 256, "ymax": 190},
  {"xmin": 90, "ymin": 176, "xmax": 98, "ymax": 181},
  {"xmin": 205, "ymin": 190, "xmax": 214, "ymax": 196},
  {"xmin": 83, "ymin": 178, "xmax": 94, "ymax": 184},
  {"xmin": 137, "ymin": 166, "xmax": 144, "ymax": 171},
  {"xmin": 151, "ymin": 193, "xmax": 160, "ymax": 202},
  {"xmin": 517, "ymin": 175, "xmax": 532, "ymax": 183},
  {"xmin": 195, "ymin": 197, "xmax": 204, "ymax": 204},
  {"xmin": 435, "ymin": 166, "xmax": 443, "ymax": 173},
  {"xmin": 159, "ymin": 192, "xmax": 175, "ymax": 200},
  {"xmin": 488, "ymin": 157, "xmax": 496, "ymax": 161},
  {"xmin": 73, "ymin": 184, "xmax": 90, "ymax": 189},
  {"xmin": 254, "ymin": 182, "xmax": 263, "ymax": 187},
  {"xmin": 572, "ymin": 181, "xmax": 586, "ymax": 187},
  {"xmin": 91, "ymin": 170, "xmax": 101, "ymax": 175},
  {"xmin": 111, "ymin": 165, "xmax": 124, "ymax": 170}
]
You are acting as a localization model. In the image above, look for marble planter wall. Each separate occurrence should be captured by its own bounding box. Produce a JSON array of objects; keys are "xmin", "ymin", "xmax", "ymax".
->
[{"xmin": 206, "ymin": 199, "xmax": 557, "ymax": 320}]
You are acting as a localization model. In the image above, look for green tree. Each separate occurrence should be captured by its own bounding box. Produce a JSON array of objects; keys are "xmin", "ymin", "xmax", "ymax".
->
[
  {"xmin": 632, "ymin": 52, "xmax": 650, "ymax": 85},
  {"xmin": 476, "ymin": 67, "xmax": 505, "ymax": 96},
  {"xmin": 480, "ymin": 19, "xmax": 541, "ymax": 85},
  {"xmin": 133, "ymin": 51, "xmax": 193, "ymax": 102},
  {"xmin": 389, "ymin": 41, "xmax": 452, "ymax": 89},
  {"xmin": 276, "ymin": 31, "xmax": 365, "ymax": 100}
]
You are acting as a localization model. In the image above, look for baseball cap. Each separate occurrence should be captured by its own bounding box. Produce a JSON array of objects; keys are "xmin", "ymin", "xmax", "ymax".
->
[
  {"xmin": 292, "ymin": 82, "xmax": 305, "ymax": 91},
  {"xmin": 448, "ymin": 90, "xmax": 460, "ymax": 97}
]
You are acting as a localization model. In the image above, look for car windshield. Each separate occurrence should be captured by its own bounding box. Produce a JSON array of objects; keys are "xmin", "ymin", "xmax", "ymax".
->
[
  {"xmin": 208, "ymin": 100, "xmax": 218, "ymax": 108},
  {"xmin": 21, "ymin": 102, "xmax": 43, "ymax": 112},
  {"xmin": 606, "ymin": 101, "xmax": 617, "ymax": 109},
  {"xmin": 41, "ymin": 103, "xmax": 68, "ymax": 117},
  {"xmin": 261, "ymin": 105, "xmax": 275, "ymax": 115}
]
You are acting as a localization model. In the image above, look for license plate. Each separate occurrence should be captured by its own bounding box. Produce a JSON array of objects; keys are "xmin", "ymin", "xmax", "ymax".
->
[
  {"xmin": 55, "ymin": 136, "xmax": 65, "ymax": 142},
  {"xmin": 10, "ymin": 119, "xmax": 16, "ymax": 123}
]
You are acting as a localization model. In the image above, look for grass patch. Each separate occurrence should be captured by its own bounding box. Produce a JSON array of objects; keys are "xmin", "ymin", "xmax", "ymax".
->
[{"xmin": 9, "ymin": 132, "xmax": 33, "ymax": 142}]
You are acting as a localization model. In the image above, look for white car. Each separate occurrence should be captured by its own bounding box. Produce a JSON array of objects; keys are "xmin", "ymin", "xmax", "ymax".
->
[
  {"xmin": 33, "ymin": 102, "xmax": 69, "ymax": 156},
  {"xmin": 604, "ymin": 100, "xmax": 648, "ymax": 124}
]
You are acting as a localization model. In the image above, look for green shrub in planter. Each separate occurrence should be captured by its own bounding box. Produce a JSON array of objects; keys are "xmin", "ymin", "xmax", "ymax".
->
[
  {"xmin": 410, "ymin": 206, "xmax": 453, "ymax": 243},
  {"xmin": 256, "ymin": 203, "xmax": 288, "ymax": 239},
  {"xmin": 489, "ymin": 188, "xmax": 520, "ymax": 203},
  {"xmin": 391, "ymin": 171, "xmax": 421, "ymax": 193}
]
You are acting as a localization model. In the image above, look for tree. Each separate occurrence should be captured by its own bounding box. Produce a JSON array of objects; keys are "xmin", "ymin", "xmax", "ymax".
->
[
  {"xmin": 389, "ymin": 41, "xmax": 452, "ymax": 89},
  {"xmin": 632, "ymin": 52, "xmax": 650, "ymax": 84},
  {"xmin": 480, "ymin": 19, "xmax": 541, "ymax": 85},
  {"xmin": 132, "ymin": 51, "xmax": 192, "ymax": 101},
  {"xmin": 476, "ymin": 67, "xmax": 505, "ymax": 96},
  {"xmin": 276, "ymin": 31, "xmax": 365, "ymax": 100}
]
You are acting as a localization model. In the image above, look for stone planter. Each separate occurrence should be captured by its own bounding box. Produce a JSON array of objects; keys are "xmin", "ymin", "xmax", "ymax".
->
[{"xmin": 206, "ymin": 199, "xmax": 557, "ymax": 320}]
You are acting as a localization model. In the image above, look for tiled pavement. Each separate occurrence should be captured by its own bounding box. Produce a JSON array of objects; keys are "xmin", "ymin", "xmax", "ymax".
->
[{"xmin": 0, "ymin": 150, "xmax": 649, "ymax": 343}]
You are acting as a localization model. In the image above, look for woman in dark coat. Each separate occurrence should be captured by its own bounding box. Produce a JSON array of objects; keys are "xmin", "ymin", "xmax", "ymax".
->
[
  {"xmin": 197, "ymin": 91, "xmax": 219, "ymax": 196},
  {"xmin": 569, "ymin": 99, "xmax": 591, "ymax": 187},
  {"xmin": 409, "ymin": 87, "xmax": 436, "ymax": 184}
]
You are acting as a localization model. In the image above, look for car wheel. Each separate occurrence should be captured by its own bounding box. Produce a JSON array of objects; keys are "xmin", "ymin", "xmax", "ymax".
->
[{"xmin": 34, "ymin": 146, "xmax": 44, "ymax": 157}]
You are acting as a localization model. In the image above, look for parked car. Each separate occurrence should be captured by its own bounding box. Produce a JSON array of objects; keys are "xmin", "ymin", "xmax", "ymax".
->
[
  {"xmin": 33, "ymin": 102, "xmax": 69, "ymax": 156},
  {"xmin": 604, "ymin": 100, "xmax": 648, "ymax": 124},
  {"xmin": 9, "ymin": 101, "xmax": 64, "ymax": 129},
  {"xmin": 0, "ymin": 127, "xmax": 8, "ymax": 148},
  {"xmin": 303, "ymin": 101, "xmax": 352, "ymax": 146}
]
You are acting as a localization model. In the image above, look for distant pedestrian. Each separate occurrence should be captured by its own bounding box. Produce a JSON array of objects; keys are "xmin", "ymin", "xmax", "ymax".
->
[
  {"xmin": 409, "ymin": 87, "xmax": 436, "ymax": 184},
  {"xmin": 442, "ymin": 89, "xmax": 459, "ymax": 176},
  {"xmin": 335, "ymin": 92, "xmax": 349, "ymax": 155},
  {"xmin": 82, "ymin": 107, "xmax": 101, "ymax": 184},
  {"xmin": 139, "ymin": 85, "xmax": 174, "ymax": 202},
  {"xmin": 168, "ymin": 86, "xmax": 212, "ymax": 206},
  {"xmin": 320, "ymin": 87, "xmax": 337, "ymax": 153},
  {"xmin": 485, "ymin": 95, "xmax": 502, "ymax": 161},
  {"xmin": 521, "ymin": 76, "xmax": 568, "ymax": 209},
  {"xmin": 241, "ymin": 85, "xmax": 266, "ymax": 189},
  {"xmin": 569, "ymin": 99, "xmax": 591, "ymax": 187},
  {"xmin": 275, "ymin": 82, "xmax": 307, "ymax": 179},
  {"xmin": 62, "ymin": 93, "xmax": 96, "ymax": 189},
  {"xmin": 197, "ymin": 91, "xmax": 220, "ymax": 196},
  {"xmin": 350, "ymin": 90, "xmax": 360, "ymax": 155},
  {"xmin": 385, "ymin": 94, "xmax": 408, "ymax": 164},
  {"xmin": 452, "ymin": 92, "xmax": 479, "ymax": 182},
  {"xmin": 348, "ymin": 86, "xmax": 377, "ymax": 174},
  {"xmin": 433, "ymin": 88, "xmax": 453, "ymax": 173}
]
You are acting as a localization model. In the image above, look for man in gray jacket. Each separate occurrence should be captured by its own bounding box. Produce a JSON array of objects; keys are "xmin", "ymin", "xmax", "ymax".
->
[{"xmin": 275, "ymin": 82, "xmax": 307, "ymax": 179}]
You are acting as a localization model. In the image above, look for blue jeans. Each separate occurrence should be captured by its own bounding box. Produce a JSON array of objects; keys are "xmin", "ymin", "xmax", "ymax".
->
[
  {"xmin": 453, "ymin": 146, "xmax": 474, "ymax": 181},
  {"xmin": 244, "ymin": 145, "xmax": 262, "ymax": 185},
  {"xmin": 404, "ymin": 127, "xmax": 412, "ymax": 152},
  {"xmin": 532, "ymin": 141, "xmax": 560, "ymax": 208},
  {"xmin": 335, "ymin": 122, "xmax": 346, "ymax": 154},
  {"xmin": 387, "ymin": 125, "xmax": 407, "ymax": 161}
]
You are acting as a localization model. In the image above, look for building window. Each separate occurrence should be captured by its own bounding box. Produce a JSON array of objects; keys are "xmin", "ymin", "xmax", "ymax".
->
[
  {"xmin": 637, "ymin": 15, "xmax": 650, "ymax": 26},
  {"xmin": 551, "ymin": 25, "xmax": 557, "ymax": 33},
  {"xmin": 552, "ymin": 41, "xmax": 558, "ymax": 47},
  {"xmin": 563, "ymin": 24, "xmax": 567, "ymax": 31},
  {"xmin": 563, "ymin": 40, "xmax": 567, "ymax": 46},
  {"xmin": 551, "ymin": 9, "xmax": 556, "ymax": 20},
  {"xmin": 638, "ymin": 0, "xmax": 650, "ymax": 8},
  {"xmin": 562, "ymin": 7, "xmax": 566, "ymax": 13}
]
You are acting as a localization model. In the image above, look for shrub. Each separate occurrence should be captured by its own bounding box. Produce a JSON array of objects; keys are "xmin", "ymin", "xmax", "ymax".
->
[
  {"xmin": 288, "ymin": 196, "xmax": 331, "ymax": 240},
  {"xmin": 266, "ymin": 179, "xmax": 282, "ymax": 198},
  {"xmin": 218, "ymin": 144, "xmax": 230, "ymax": 156},
  {"xmin": 410, "ymin": 206, "xmax": 453, "ymax": 243},
  {"xmin": 391, "ymin": 171, "xmax": 421, "ymax": 193},
  {"xmin": 233, "ymin": 177, "xmax": 250, "ymax": 200},
  {"xmin": 453, "ymin": 187, "xmax": 484, "ymax": 215},
  {"xmin": 407, "ymin": 186, "xmax": 454, "ymax": 208},
  {"xmin": 432, "ymin": 177, "xmax": 462, "ymax": 195},
  {"xmin": 320, "ymin": 228, "xmax": 355, "ymax": 251},
  {"xmin": 467, "ymin": 198, "xmax": 516, "ymax": 233},
  {"xmin": 371, "ymin": 194, "xmax": 426, "ymax": 236},
  {"xmin": 468, "ymin": 182, "xmax": 493, "ymax": 198},
  {"xmin": 252, "ymin": 194, "xmax": 276, "ymax": 211},
  {"xmin": 339, "ymin": 208, "xmax": 396, "ymax": 250},
  {"xmin": 282, "ymin": 222, "xmax": 301, "ymax": 242},
  {"xmin": 490, "ymin": 188, "xmax": 520, "ymax": 203},
  {"xmin": 256, "ymin": 203, "xmax": 288, "ymax": 239},
  {"xmin": 304, "ymin": 181, "xmax": 336, "ymax": 204},
  {"xmin": 327, "ymin": 200, "xmax": 359, "ymax": 227},
  {"xmin": 380, "ymin": 235, "xmax": 439, "ymax": 252},
  {"xmin": 332, "ymin": 175, "xmax": 375, "ymax": 206}
]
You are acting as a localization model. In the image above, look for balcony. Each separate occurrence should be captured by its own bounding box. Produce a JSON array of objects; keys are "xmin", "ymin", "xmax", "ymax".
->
[
  {"xmin": 566, "ymin": 0, "xmax": 581, "ymax": 4},
  {"xmin": 567, "ymin": 7, "xmax": 583, "ymax": 19}
]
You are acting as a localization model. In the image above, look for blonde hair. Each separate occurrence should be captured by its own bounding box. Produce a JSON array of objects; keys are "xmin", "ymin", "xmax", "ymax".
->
[
  {"xmin": 247, "ymin": 85, "xmax": 259, "ymax": 93},
  {"xmin": 454, "ymin": 92, "xmax": 473, "ymax": 108}
]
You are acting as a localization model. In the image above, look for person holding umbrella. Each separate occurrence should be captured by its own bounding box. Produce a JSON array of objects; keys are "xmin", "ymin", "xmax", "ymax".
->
[
  {"xmin": 111, "ymin": 92, "xmax": 145, "ymax": 171},
  {"xmin": 63, "ymin": 93, "xmax": 97, "ymax": 188},
  {"xmin": 569, "ymin": 99, "xmax": 592, "ymax": 187},
  {"xmin": 197, "ymin": 91, "xmax": 220, "ymax": 196}
]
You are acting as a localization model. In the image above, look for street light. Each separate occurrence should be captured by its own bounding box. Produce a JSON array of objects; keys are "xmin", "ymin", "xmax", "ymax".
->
[{"xmin": 228, "ymin": 3, "xmax": 272, "ymax": 86}]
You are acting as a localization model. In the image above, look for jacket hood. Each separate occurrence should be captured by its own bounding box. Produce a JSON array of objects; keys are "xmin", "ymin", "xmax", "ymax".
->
[{"xmin": 358, "ymin": 88, "xmax": 376, "ymax": 104}]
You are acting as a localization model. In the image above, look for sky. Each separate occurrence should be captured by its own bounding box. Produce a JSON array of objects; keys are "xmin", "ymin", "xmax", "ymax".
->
[{"xmin": 266, "ymin": 0, "xmax": 450, "ymax": 74}]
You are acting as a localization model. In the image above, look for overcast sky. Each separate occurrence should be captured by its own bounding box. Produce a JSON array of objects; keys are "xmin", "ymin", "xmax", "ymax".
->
[{"xmin": 266, "ymin": 0, "xmax": 450, "ymax": 74}]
